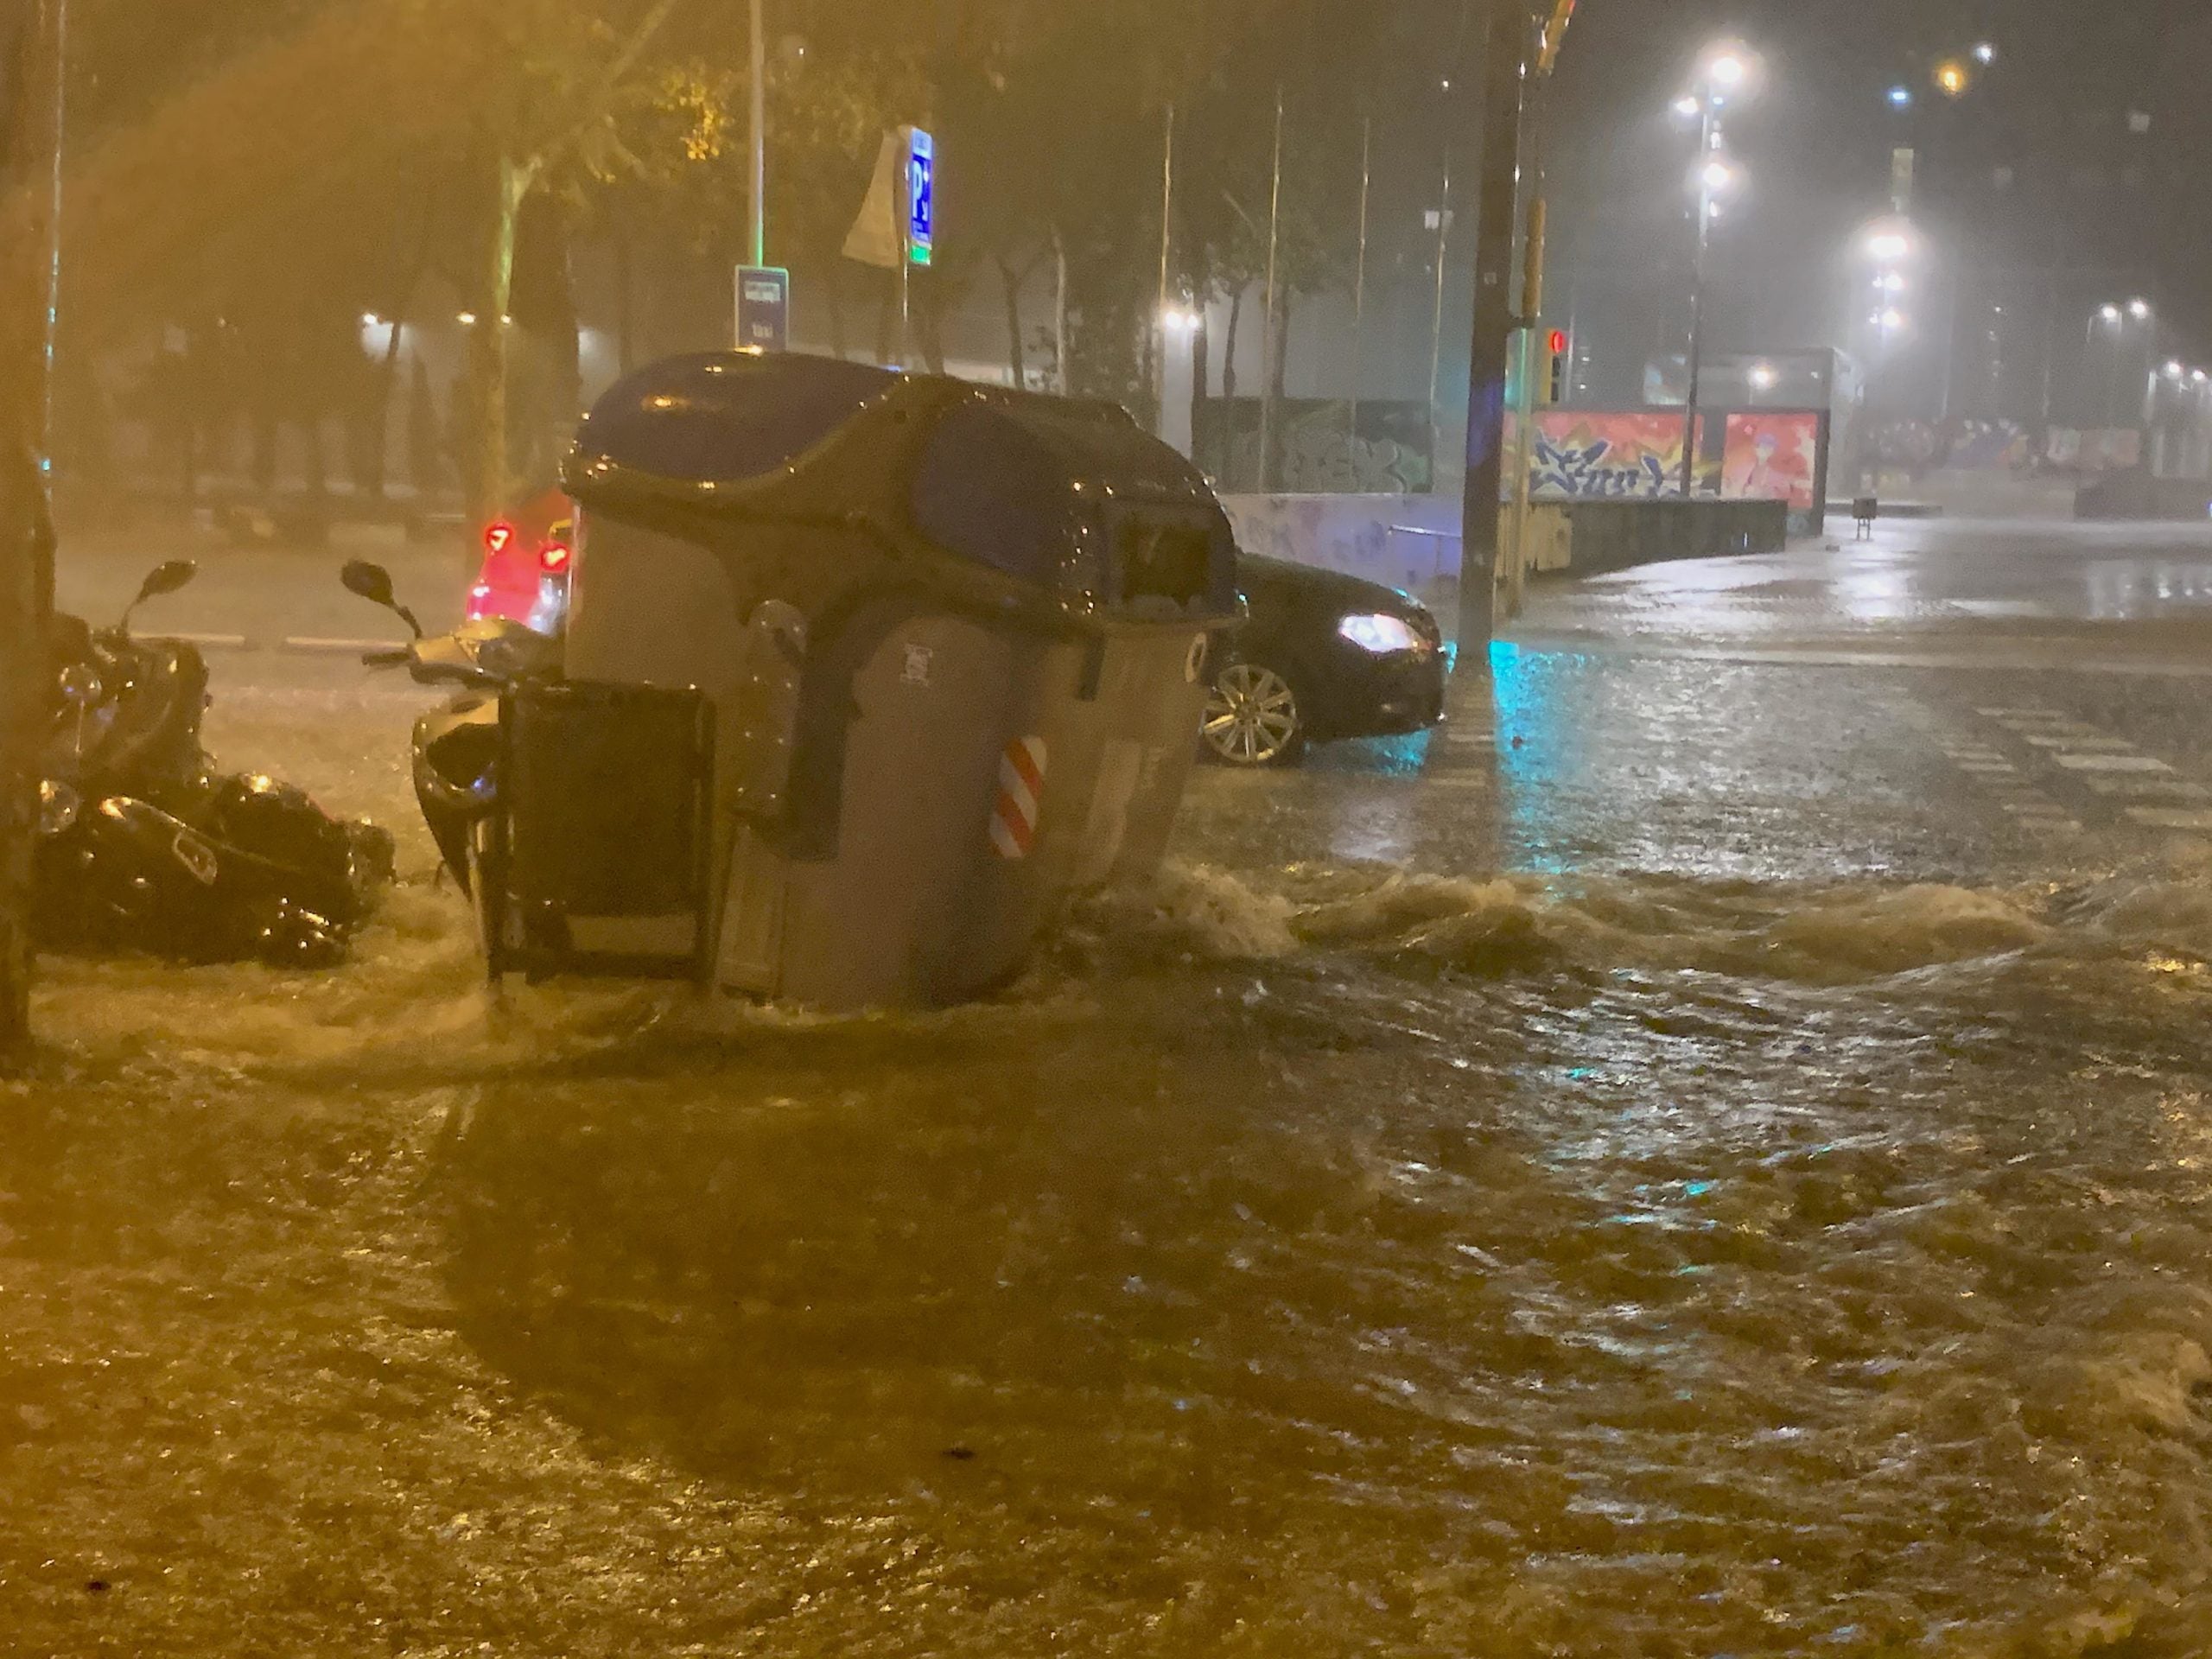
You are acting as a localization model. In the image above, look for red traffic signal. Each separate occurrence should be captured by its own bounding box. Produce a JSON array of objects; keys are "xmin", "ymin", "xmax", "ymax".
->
[{"xmin": 1547, "ymin": 328, "xmax": 1568, "ymax": 357}]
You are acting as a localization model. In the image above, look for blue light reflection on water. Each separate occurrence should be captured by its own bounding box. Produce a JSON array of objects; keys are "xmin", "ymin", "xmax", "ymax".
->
[{"xmin": 1486, "ymin": 639, "xmax": 1574, "ymax": 876}]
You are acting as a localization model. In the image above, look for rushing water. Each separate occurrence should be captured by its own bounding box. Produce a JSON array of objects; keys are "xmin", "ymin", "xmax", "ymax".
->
[{"xmin": 9, "ymin": 692, "xmax": 2212, "ymax": 1654}]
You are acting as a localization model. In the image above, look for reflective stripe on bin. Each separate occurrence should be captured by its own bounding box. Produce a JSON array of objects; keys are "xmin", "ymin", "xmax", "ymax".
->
[{"xmin": 990, "ymin": 737, "xmax": 1049, "ymax": 861}]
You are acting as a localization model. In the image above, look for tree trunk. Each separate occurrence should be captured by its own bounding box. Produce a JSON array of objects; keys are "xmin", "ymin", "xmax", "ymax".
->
[
  {"xmin": 823, "ymin": 257, "xmax": 849, "ymax": 361},
  {"xmin": 468, "ymin": 153, "xmax": 531, "ymax": 528},
  {"xmin": 916, "ymin": 272, "xmax": 948, "ymax": 377},
  {"xmin": 874, "ymin": 268, "xmax": 896, "ymax": 367},
  {"xmin": 1266, "ymin": 293, "xmax": 1293, "ymax": 493},
  {"xmin": 301, "ymin": 415, "xmax": 326, "ymax": 501},
  {"xmin": 997, "ymin": 256, "xmax": 1026, "ymax": 390},
  {"xmin": 1052, "ymin": 226, "xmax": 1070, "ymax": 394},
  {"xmin": 1189, "ymin": 308, "xmax": 1211, "ymax": 475},
  {"xmin": 0, "ymin": 440, "xmax": 48, "ymax": 1071},
  {"xmin": 1, "ymin": 3, "xmax": 55, "ymax": 1071},
  {"xmin": 510, "ymin": 191, "xmax": 581, "ymax": 487},
  {"xmin": 614, "ymin": 228, "xmax": 636, "ymax": 375},
  {"xmin": 364, "ymin": 306, "xmax": 409, "ymax": 505},
  {"xmin": 1223, "ymin": 287, "xmax": 1243, "ymax": 404}
]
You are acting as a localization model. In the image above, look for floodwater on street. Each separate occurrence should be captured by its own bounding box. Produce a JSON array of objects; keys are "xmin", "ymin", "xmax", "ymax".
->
[{"xmin": 10, "ymin": 519, "xmax": 2212, "ymax": 1656}]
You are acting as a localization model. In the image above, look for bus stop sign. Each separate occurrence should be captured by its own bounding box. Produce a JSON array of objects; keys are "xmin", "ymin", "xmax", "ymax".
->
[{"xmin": 735, "ymin": 265, "xmax": 791, "ymax": 353}]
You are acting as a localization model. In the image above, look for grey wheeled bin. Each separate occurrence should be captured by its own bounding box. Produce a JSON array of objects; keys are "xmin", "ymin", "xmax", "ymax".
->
[{"xmin": 545, "ymin": 352, "xmax": 1242, "ymax": 1011}]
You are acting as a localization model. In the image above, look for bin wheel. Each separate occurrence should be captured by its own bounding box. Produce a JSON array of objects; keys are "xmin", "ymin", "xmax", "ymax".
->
[{"xmin": 1203, "ymin": 661, "xmax": 1306, "ymax": 767}]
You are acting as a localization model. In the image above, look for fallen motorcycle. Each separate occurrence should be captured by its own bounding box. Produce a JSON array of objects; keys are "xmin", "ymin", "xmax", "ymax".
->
[{"xmin": 35, "ymin": 559, "xmax": 396, "ymax": 968}]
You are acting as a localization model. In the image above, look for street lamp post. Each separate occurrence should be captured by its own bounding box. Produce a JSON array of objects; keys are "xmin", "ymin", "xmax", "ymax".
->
[
  {"xmin": 748, "ymin": 0, "xmax": 767, "ymax": 268},
  {"xmin": 2086, "ymin": 299, "xmax": 2154, "ymax": 432},
  {"xmin": 1676, "ymin": 44, "xmax": 1751, "ymax": 500}
]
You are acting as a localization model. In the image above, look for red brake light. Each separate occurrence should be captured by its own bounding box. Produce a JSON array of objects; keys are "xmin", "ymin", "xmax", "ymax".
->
[
  {"xmin": 538, "ymin": 541, "xmax": 572, "ymax": 575},
  {"xmin": 485, "ymin": 521, "xmax": 516, "ymax": 556}
]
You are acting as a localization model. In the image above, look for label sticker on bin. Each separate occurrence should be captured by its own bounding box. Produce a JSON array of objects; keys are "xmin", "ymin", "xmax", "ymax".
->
[{"xmin": 990, "ymin": 737, "xmax": 1048, "ymax": 861}]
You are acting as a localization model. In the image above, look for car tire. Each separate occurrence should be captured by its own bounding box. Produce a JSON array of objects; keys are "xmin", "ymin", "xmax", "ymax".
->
[{"xmin": 1202, "ymin": 660, "xmax": 1308, "ymax": 767}]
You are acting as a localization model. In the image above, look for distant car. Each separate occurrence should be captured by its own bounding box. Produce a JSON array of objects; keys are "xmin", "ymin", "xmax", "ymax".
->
[
  {"xmin": 1202, "ymin": 555, "xmax": 1446, "ymax": 766},
  {"xmin": 466, "ymin": 484, "xmax": 575, "ymax": 634}
]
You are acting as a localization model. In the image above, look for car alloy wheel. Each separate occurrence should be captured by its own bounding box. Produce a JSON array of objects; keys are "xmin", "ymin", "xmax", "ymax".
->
[{"xmin": 1204, "ymin": 662, "xmax": 1304, "ymax": 766}]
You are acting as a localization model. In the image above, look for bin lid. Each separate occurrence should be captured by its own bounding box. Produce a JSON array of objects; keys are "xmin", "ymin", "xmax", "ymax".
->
[{"xmin": 575, "ymin": 353, "xmax": 895, "ymax": 488}]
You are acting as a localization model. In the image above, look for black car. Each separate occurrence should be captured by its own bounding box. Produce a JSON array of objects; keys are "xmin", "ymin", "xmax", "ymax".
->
[{"xmin": 1203, "ymin": 555, "xmax": 1447, "ymax": 766}]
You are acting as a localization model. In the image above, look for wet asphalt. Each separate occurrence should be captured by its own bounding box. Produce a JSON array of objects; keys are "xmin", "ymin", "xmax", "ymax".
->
[
  {"xmin": 57, "ymin": 512, "xmax": 2212, "ymax": 893},
  {"xmin": 14, "ymin": 509, "xmax": 2212, "ymax": 1656}
]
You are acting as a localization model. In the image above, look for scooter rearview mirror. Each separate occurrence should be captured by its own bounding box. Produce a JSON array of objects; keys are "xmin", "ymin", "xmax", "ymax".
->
[
  {"xmin": 340, "ymin": 559, "xmax": 423, "ymax": 639},
  {"xmin": 118, "ymin": 559, "xmax": 200, "ymax": 632},
  {"xmin": 139, "ymin": 560, "xmax": 199, "ymax": 602},
  {"xmin": 341, "ymin": 559, "xmax": 397, "ymax": 608}
]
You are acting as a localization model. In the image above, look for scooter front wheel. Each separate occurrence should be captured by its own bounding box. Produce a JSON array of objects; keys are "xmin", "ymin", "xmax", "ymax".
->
[{"xmin": 468, "ymin": 816, "xmax": 510, "ymax": 984}]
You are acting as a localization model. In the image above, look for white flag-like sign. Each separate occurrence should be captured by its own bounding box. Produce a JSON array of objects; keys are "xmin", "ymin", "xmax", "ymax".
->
[{"xmin": 842, "ymin": 131, "xmax": 905, "ymax": 270}]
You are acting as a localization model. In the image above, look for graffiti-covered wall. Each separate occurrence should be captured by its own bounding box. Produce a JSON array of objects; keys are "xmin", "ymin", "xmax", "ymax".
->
[{"xmin": 1503, "ymin": 410, "xmax": 1825, "ymax": 512}]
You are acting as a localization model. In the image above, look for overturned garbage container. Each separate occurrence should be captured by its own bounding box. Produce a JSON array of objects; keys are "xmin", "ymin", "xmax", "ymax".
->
[{"xmin": 548, "ymin": 352, "xmax": 1240, "ymax": 1010}]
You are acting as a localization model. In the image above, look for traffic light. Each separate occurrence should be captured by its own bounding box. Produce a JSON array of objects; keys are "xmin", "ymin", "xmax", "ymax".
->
[{"xmin": 1545, "ymin": 329, "xmax": 1571, "ymax": 405}]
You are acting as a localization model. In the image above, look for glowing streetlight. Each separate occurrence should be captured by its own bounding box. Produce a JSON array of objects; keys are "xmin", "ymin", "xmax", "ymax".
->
[
  {"xmin": 1749, "ymin": 362, "xmax": 1778, "ymax": 392},
  {"xmin": 456, "ymin": 311, "xmax": 478, "ymax": 326},
  {"xmin": 1675, "ymin": 39, "xmax": 1759, "ymax": 500},
  {"xmin": 1972, "ymin": 42, "xmax": 1996, "ymax": 65},
  {"xmin": 1935, "ymin": 60, "xmax": 1970, "ymax": 98},
  {"xmin": 1887, "ymin": 85, "xmax": 1913, "ymax": 110},
  {"xmin": 2099, "ymin": 303, "xmax": 2121, "ymax": 323},
  {"xmin": 2165, "ymin": 359, "xmax": 2184, "ymax": 379},
  {"xmin": 2129, "ymin": 298, "xmax": 2153, "ymax": 321}
]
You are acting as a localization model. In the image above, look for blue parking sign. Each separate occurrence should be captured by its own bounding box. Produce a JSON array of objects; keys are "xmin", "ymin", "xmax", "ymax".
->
[{"xmin": 906, "ymin": 128, "xmax": 933, "ymax": 266}]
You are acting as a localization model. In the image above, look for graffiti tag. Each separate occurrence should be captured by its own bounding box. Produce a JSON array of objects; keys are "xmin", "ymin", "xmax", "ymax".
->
[{"xmin": 1530, "ymin": 435, "xmax": 1675, "ymax": 499}]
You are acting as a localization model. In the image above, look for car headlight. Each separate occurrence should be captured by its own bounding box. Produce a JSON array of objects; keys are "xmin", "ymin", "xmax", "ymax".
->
[{"xmin": 1337, "ymin": 612, "xmax": 1424, "ymax": 654}]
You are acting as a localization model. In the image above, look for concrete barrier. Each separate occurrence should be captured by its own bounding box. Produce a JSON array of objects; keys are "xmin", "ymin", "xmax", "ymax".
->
[
  {"xmin": 1219, "ymin": 493, "xmax": 1787, "ymax": 592},
  {"xmin": 2075, "ymin": 470, "xmax": 2212, "ymax": 522},
  {"xmin": 1555, "ymin": 499, "xmax": 1789, "ymax": 575}
]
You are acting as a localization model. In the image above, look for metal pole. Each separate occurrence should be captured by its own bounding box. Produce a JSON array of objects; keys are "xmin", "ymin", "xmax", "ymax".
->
[
  {"xmin": 2082, "ymin": 310, "xmax": 2099, "ymax": 431},
  {"xmin": 2107, "ymin": 321, "xmax": 2126, "ymax": 431},
  {"xmin": 1347, "ymin": 115, "xmax": 1370, "ymax": 458},
  {"xmin": 3, "ymin": 0, "xmax": 64, "ymax": 1066},
  {"xmin": 894, "ymin": 130, "xmax": 910, "ymax": 369},
  {"xmin": 1255, "ymin": 85, "xmax": 1283, "ymax": 493},
  {"xmin": 748, "ymin": 0, "xmax": 766, "ymax": 268},
  {"xmin": 1680, "ymin": 102, "xmax": 1713, "ymax": 499},
  {"xmin": 1156, "ymin": 102, "xmax": 1173, "ymax": 429},
  {"xmin": 2038, "ymin": 274, "xmax": 2057, "ymax": 429},
  {"xmin": 1426, "ymin": 152, "xmax": 1452, "ymax": 462},
  {"xmin": 1455, "ymin": 1, "xmax": 1529, "ymax": 656},
  {"xmin": 1506, "ymin": 89, "xmax": 1550, "ymax": 623},
  {"xmin": 40, "ymin": 0, "xmax": 63, "ymax": 468}
]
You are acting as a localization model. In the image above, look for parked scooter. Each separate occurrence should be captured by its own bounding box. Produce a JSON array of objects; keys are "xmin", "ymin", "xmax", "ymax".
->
[
  {"xmin": 35, "ymin": 559, "xmax": 396, "ymax": 968},
  {"xmin": 338, "ymin": 559, "xmax": 561, "ymax": 950}
]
